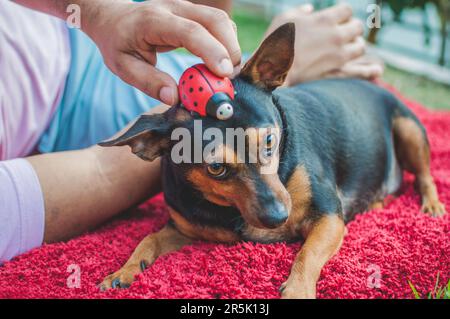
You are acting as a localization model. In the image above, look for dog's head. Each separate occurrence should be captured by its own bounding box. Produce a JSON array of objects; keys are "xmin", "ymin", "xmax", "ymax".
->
[{"xmin": 100, "ymin": 23, "xmax": 295, "ymax": 229}]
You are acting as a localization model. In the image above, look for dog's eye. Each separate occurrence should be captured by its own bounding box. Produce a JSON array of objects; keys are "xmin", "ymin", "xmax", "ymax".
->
[
  {"xmin": 264, "ymin": 133, "xmax": 278, "ymax": 156},
  {"xmin": 207, "ymin": 163, "xmax": 227, "ymax": 178},
  {"xmin": 266, "ymin": 134, "xmax": 276, "ymax": 148}
]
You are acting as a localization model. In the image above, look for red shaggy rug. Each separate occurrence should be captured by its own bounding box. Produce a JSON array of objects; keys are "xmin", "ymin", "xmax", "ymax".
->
[{"xmin": 0, "ymin": 85, "xmax": 449, "ymax": 299}]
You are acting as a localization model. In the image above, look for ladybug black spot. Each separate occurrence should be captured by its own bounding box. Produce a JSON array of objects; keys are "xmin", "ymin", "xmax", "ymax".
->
[
  {"xmin": 194, "ymin": 102, "xmax": 198, "ymax": 107},
  {"xmin": 199, "ymin": 87, "xmax": 203, "ymax": 92},
  {"xmin": 189, "ymin": 75, "xmax": 193, "ymax": 80},
  {"xmin": 189, "ymin": 88, "xmax": 194, "ymax": 93}
]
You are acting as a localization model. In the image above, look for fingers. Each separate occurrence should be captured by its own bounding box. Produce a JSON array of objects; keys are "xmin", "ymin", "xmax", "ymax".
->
[
  {"xmin": 287, "ymin": 3, "xmax": 315, "ymax": 16},
  {"xmin": 274, "ymin": 4, "xmax": 314, "ymax": 22},
  {"xmin": 337, "ymin": 18, "xmax": 364, "ymax": 44},
  {"xmin": 317, "ymin": 3, "xmax": 353, "ymax": 24},
  {"xmin": 176, "ymin": 2, "xmax": 241, "ymax": 68},
  {"xmin": 328, "ymin": 61, "xmax": 384, "ymax": 80},
  {"xmin": 116, "ymin": 54, "xmax": 179, "ymax": 105},
  {"xmin": 341, "ymin": 37, "xmax": 366, "ymax": 61},
  {"xmin": 168, "ymin": 16, "xmax": 235, "ymax": 77}
]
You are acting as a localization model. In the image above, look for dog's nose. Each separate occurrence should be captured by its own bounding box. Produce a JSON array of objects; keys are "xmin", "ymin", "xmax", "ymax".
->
[{"xmin": 259, "ymin": 203, "xmax": 289, "ymax": 228}]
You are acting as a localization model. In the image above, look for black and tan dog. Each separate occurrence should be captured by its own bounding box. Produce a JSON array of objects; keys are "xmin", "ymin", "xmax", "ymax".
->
[{"xmin": 99, "ymin": 23, "xmax": 446, "ymax": 298}]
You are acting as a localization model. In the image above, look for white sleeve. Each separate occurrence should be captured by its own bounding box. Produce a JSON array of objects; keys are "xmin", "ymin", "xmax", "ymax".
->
[{"xmin": 0, "ymin": 158, "xmax": 45, "ymax": 263}]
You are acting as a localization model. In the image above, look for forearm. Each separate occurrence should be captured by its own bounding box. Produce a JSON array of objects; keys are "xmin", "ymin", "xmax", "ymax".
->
[
  {"xmin": 14, "ymin": 0, "xmax": 233, "ymax": 22},
  {"xmin": 13, "ymin": 0, "xmax": 128, "ymax": 31},
  {"xmin": 27, "ymin": 105, "xmax": 169, "ymax": 243},
  {"xmin": 27, "ymin": 145, "xmax": 161, "ymax": 243}
]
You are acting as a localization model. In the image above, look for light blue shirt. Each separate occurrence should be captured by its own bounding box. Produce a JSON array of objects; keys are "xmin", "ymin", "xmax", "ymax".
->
[{"xmin": 39, "ymin": 28, "xmax": 201, "ymax": 152}]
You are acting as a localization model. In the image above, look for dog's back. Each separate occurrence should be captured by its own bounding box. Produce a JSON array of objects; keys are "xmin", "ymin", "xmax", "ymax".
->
[{"xmin": 276, "ymin": 79, "xmax": 420, "ymax": 219}]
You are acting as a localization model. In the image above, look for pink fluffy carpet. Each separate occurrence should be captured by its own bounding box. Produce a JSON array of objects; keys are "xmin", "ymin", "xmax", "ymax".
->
[{"xmin": 0, "ymin": 86, "xmax": 449, "ymax": 299}]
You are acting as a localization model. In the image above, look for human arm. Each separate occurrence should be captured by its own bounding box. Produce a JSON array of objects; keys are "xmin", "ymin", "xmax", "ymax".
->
[
  {"xmin": 265, "ymin": 3, "xmax": 383, "ymax": 85},
  {"xmin": 13, "ymin": 0, "xmax": 241, "ymax": 105},
  {"xmin": 27, "ymin": 105, "xmax": 170, "ymax": 243}
]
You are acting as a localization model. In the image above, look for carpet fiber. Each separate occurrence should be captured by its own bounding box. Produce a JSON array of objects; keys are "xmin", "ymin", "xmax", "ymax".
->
[{"xmin": 1, "ymin": 86, "xmax": 449, "ymax": 299}]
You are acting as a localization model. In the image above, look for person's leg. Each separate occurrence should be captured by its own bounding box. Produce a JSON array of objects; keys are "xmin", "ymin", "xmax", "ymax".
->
[{"xmin": 29, "ymin": 104, "xmax": 169, "ymax": 243}]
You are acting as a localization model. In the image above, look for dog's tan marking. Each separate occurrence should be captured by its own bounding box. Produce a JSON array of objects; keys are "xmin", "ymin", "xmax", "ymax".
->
[
  {"xmin": 286, "ymin": 165, "xmax": 312, "ymax": 231},
  {"xmin": 393, "ymin": 117, "xmax": 446, "ymax": 216},
  {"xmin": 169, "ymin": 207, "xmax": 240, "ymax": 243},
  {"xmin": 186, "ymin": 167, "xmax": 242, "ymax": 207},
  {"xmin": 368, "ymin": 200, "xmax": 385, "ymax": 210},
  {"xmin": 187, "ymin": 167, "xmax": 266, "ymax": 227},
  {"xmin": 100, "ymin": 224, "xmax": 191, "ymax": 290},
  {"xmin": 173, "ymin": 106, "xmax": 193, "ymax": 122},
  {"xmin": 261, "ymin": 173, "xmax": 292, "ymax": 212},
  {"xmin": 280, "ymin": 214, "xmax": 345, "ymax": 299},
  {"xmin": 243, "ymin": 165, "xmax": 312, "ymax": 242}
]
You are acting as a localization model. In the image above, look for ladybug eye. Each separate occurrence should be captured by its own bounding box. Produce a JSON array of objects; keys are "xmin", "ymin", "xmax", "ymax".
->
[
  {"xmin": 207, "ymin": 163, "xmax": 227, "ymax": 178},
  {"xmin": 216, "ymin": 103, "xmax": 234, "ymax": 120}
]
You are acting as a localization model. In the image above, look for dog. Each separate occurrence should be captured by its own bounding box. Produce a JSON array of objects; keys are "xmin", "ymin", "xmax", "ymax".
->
[{"xmin": 98, "ymin": 23, "xmax": 446, "ymax": 298}]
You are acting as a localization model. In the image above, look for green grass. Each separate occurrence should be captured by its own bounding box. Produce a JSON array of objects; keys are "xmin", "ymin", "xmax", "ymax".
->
[
  {"xmin": 233, "ymin": 11, "xmax": 270, "ymax": 53},
  {"xmin": 383, "ymin": 66, "xmax": 450, "ymax": 110},
  {"xmin": 232, "ymin": 10, "xmax": 450, "ymax": 110},
  {"xmin": 408, "ymin": 273, "xmax": 450, "ymax": 299}
]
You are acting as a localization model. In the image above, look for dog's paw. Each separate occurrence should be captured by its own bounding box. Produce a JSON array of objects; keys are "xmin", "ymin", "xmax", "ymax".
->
[
  {"xmin": 279, "ymin": 280, "xmax": 316, "ymax": 299},
  {"xmin": 99, "ymin": 263, "xmax": 142, "ymax": 291},
  {"xmin": 421, "ymin": 199, "xmax": 447, "ymax": 217}
]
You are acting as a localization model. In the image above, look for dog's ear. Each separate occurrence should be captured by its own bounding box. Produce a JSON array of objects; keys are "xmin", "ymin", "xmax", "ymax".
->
[
  {"xmin": 239, "ymin": 23, "xmax": 295, "ymax": 91},
  {"xmin": 99, "ymin": 113, "xmax": 173, "ymax": 162}
]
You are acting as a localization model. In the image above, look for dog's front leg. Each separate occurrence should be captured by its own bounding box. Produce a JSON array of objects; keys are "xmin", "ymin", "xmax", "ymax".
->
[
  {"xmin": 100, "ymin": 224, "xmax": 192, "ymax": 290},
  {"xmin": 280, "ymin": 214, "xmax": 345, "ymax": 299}
]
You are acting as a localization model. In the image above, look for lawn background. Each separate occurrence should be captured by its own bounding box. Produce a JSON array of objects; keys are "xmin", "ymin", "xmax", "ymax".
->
[{"xmin": 233, "ymin": 11, "xmax": 450, "ymax": 110}]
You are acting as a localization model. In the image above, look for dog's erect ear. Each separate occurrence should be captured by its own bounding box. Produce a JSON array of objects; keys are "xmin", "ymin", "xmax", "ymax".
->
[
  {"xmin": 240, "ymin": 23, "xmax": 295, "ymax": 91},
  {"xmin": 99, "ymin": 113, "xmax": 172, "ymax": 162}
]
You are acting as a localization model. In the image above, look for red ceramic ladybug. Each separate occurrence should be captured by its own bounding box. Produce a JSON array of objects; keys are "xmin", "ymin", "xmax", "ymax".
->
[{"xmin": 178, "ymin": 63, "xmax": 235, "ymax": 120}]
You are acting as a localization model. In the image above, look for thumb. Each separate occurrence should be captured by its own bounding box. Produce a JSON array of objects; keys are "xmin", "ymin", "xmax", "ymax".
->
[{"xmin": 117, "ymin": 54, "xmax": 179, "ymax": 105}]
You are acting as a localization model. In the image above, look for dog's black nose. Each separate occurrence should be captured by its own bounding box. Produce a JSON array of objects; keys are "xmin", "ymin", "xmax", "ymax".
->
[{"xmin": 259, "ymin": 204, "xmax": 289, "ymax": 228}]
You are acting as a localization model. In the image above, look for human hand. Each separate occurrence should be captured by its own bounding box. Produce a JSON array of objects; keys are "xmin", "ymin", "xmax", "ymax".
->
[
  {"xmin": 84, "ymin": 0, "xmax": 241, "ymax": 105},
  {"xmin": 265, "ymin": 3, "xmax": 383, "ymax": 85}
]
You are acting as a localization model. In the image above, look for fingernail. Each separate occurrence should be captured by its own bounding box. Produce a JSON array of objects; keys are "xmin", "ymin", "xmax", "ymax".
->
[
  {"xmin": 218, "ymin": 58, "xmax": 233, "ymax": 75},
  {"xmin": 159, "ymin": 86, "xmax": 175, "ymax": 105}
]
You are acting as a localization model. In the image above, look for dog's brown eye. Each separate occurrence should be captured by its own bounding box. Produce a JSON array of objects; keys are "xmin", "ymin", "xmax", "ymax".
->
[
  {"xmin": 266, "ymin": 134, "xmax": 276, "ymax": 148},
  {"xmin": 207, "ymin": 163, "xmax": 227, "ymax": 178}
]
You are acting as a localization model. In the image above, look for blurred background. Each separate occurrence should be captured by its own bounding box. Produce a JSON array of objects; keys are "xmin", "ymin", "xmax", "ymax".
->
[{"xmin": 231, "ymin": 0, "xmax": 450, "ymax": 109}]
